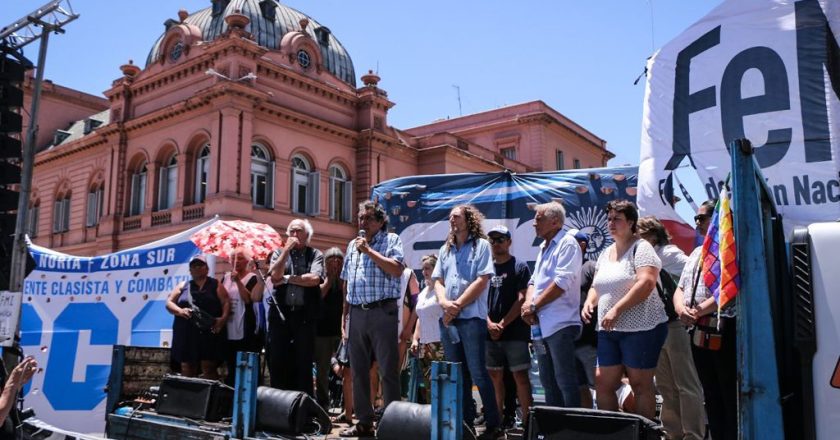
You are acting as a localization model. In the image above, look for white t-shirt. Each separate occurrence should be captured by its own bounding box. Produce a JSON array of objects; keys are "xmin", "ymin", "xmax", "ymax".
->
[
  {"xmin": 415, "ymin": 285, "xmax": 442, "ymax": 344},
  {"xmin": 223, "ymin": 272, "xmax": 256, "ymax": 341},
  {"xmin": 677, "ymin": 247, "xmax": 736, "ymax": 318},
  {"xmin": 593, "ymin": 240, "xmax": 667, "ymax": 332},
  {"xmin": 397, "ymin": 268, "xmax": 413, "ymax": 338},
  {"xmin": 655, "ymin": 244, "xmax": 689, "ymax": 278}
]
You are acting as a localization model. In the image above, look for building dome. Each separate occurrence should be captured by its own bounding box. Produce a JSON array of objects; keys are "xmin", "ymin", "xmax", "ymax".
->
[{"xmin": 146, "ymin": 0, "xmax": 356, "ymax": 86}]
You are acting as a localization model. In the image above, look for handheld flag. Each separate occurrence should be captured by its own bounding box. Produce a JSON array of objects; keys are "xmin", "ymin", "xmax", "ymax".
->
[{"xmin": 700, "ymin": 187, "xmax": 740, "ymax": 314}]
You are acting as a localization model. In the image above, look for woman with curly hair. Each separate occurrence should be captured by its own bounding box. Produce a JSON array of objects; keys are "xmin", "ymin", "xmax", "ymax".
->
[{"xmin": 432, "ymin": 204, "xmax": 503, "ymax": 439}]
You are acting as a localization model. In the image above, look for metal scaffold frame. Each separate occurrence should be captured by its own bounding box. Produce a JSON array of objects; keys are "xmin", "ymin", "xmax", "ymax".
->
[{"xmin": 0, "ymin": 0, "xmax": 78, "ymax": 51}]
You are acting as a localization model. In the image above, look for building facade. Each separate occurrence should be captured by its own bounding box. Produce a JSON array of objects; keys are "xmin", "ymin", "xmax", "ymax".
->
[{"xmin": 28, "ymin": 0, "xmax": 612, "ymax": 256}]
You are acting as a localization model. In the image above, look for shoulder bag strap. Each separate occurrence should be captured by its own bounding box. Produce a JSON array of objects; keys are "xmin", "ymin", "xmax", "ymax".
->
[{"xmin": 689, "ymin": 260, "xmax": 703, "ymax": 308}]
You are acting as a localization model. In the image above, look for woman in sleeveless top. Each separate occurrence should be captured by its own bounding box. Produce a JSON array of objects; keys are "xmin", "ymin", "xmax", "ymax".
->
[
  {"xmin": 222, "ymin": 252, "xmax": 263, "ymax": 385},
  {"xmin": 166, "ymin": 255, "xmax": 230, "ymax": 380},
  {"xmin": 409, "ymin": 255, "xmax": 444, "ymax": 402}
]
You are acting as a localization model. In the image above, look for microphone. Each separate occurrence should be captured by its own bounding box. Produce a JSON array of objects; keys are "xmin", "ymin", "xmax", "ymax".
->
[
  {"xmin": 348, "ymin": 229, "xmax": 367, "ymax": 286},
  {"xmin": 356, "ymin": 230, "xmax": 366, "ymax": 271}
]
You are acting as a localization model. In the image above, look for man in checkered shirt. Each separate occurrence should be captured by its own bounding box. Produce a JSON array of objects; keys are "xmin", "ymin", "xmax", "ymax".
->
[{"xmin": 338, "ymin": 200, "xmax": 404, "ymax": 437}]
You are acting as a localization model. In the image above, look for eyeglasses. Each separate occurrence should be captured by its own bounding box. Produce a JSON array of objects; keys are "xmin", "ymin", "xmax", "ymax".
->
[
  {"xmin": 694, "ymin": 214, "xmax": 710, "ymax": 223},
  {"xmin": 489, "ymin": 236, "xmax": 508, "ymax": 244}
]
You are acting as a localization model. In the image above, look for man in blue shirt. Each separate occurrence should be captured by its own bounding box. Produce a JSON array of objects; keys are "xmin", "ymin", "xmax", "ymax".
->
[
  {"xmin": 339, "ymin": 201, "xmax": 404, "ymax": 437},
  {"xmin": 432, "ymin": 204, "xmax": 502, "ymax": 440},
  {"xmin": 520, "ymin": 201, "xmax": 582, "ymax": 408}
]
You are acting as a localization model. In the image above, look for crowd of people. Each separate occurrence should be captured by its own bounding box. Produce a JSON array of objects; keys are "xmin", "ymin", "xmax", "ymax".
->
[{"xmin": 165, "ymin": 198, "xmax": 736, "ymax": 440}]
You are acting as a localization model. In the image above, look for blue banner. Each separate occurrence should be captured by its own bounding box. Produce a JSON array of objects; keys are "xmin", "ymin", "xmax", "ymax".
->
[
  {"xmin": 372, "ymin": 166, "xmax": 638, "ymax": 402},
  {"xmin": 372, "ymin": 166, "xmax": 638, "ymax": 269}
]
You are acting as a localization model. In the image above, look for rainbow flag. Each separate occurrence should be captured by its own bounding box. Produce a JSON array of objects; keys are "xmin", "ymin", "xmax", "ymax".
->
[{"xmin": 700, "ymin": 188, "xmax": 740, "ymax": 313}]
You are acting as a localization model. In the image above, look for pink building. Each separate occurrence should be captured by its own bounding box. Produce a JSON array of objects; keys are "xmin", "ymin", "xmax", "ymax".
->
[{"xmin": 28, "ymin": 0, "xmax": 613, "ymax": 255}]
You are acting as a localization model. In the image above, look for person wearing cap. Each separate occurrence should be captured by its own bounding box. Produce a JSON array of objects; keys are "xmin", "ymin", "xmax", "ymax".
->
[
  {"xmin": 572, "ymin": 231, "xmax": 598, "ymax": 408},
  {"xmin": 266, "ymin": 219, "xmax": 324, "ymax": 396},
  {"xmin": 432, "ymin": 204, "xmax": 502, "ymax": 440},
  {"xmin": 166, "ymin": 255, "xmax": 230, "ymax": 380},
  {"xmin": 316, "ymin": 247, "xmax": 345, "ymax": 409},
  {"xmin": 520, "ymin": 201, "xmax": 582, "ymax": 408},
  {"xmin": 485, "ymin": 225, "xmax": 532, "ymax": 429}
]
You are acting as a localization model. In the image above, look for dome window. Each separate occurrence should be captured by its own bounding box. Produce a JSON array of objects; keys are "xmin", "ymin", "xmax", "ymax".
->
[
  {"xmin": 314, "ymin": 26, "xmax": 331, "ymax": 46},
  {"xmin": 259, "ymin": 0, "xmax": 276, "ymax": 21},
  {"xmin": 169, "ymin": 41, "xmax": 184, "ymax": 62},
  {"xmin": 212, "ymin": 0, "xmax": 231, "ymax": 17},
  {"xmin": 297, "ymin": 49, "xmax": 311, "ymax": 69}
]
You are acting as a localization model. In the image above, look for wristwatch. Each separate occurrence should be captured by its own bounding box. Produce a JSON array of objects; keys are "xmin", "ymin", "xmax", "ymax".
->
[{"xmin": 529, "ymin": 302, "xmax": 537, "ymax": 313}]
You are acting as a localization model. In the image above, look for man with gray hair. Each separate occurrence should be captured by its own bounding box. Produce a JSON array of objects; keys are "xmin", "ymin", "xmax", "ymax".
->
[
  {"xmin": 520, "ymin": 201, "xmax": 582, "ymax": 407},
  {"xmin": 267, "ymin": 218, "xmax": 324, "ymax": 395}
]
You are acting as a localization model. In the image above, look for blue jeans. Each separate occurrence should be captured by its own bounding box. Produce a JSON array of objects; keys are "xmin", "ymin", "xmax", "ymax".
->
[
  {"xmin": 538, "ymin": 325, "xmax": 581, "ymax": 407},
  {"xmin": 439, "ymin": 318, "xmax": 500, "ymax": 429}
]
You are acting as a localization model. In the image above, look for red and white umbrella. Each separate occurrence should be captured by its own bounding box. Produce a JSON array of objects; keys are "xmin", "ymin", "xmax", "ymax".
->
[{"xmin": 190, "ymin": 219, "xmax": 283, "ymax": 261}]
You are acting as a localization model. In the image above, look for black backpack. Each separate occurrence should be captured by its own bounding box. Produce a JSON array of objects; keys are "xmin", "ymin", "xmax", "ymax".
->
[
  {"xmin": 631, "ymin": 243, "xmax": 679, "ymax": 322},
  {"xmin": 656, "ymin": 270, "xmax": 679, "ymax": 321}
]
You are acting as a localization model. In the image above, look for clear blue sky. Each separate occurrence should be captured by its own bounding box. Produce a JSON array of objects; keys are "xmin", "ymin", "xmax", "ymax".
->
[{"xmin": 3, "ymin": 0, "xmax": 719, "ymax": 216}]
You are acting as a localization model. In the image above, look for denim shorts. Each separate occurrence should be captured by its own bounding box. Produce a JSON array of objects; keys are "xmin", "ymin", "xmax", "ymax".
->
[
  {"xmin": 485, "ymin": 340, "xmax": 531, "ymax": 372},
  {"xmin": 597, "ymin": 322, "xmax": 668, "ymax": 369}
]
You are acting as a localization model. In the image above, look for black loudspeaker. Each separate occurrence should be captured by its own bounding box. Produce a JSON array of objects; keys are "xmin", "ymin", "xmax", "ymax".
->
[
  {"xmin": 255, "ymin": 386, "xmax": 331, "ymax": 435},
  {"xmin": 378, "ymin": 402, "xmax": 475, "ymax": 440},
  {"xmin": 155, "ymin": 375, "xmax": 234, "ymax": 422},
  {"xmin": 378, "ymin": 402, "xmax": 431, "ymax": 440},
  {"xmin": 528, "ymin": 406, "xmax": 662, "ymax": 440}
]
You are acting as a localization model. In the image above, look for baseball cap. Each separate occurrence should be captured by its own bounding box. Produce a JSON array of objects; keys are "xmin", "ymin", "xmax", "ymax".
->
[
  {"xmin": 574, "ymin": 231, "xmax": 590, "ymax": 244},
  {"xmin": 487, "ymin": 225, "xmax": 511, "ymax": 238},
  {"xmin": 189, "ymin": 255, "xmax": 208, "ymax": 266}
]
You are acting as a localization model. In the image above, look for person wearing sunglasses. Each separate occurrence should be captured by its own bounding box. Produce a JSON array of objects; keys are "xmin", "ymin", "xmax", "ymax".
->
[
  {"xmin": 673, "ymin": 199, "xmax": 738, "ymax": 440},
  {"xmin": 485, "ymin": 225, "xmax": 532, "ymax": 431}
]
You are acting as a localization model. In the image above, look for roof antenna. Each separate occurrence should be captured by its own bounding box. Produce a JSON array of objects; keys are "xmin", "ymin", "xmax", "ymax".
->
[{"xmin": 452, "ymin": 84, "xmax": 462, "ymax": 116}]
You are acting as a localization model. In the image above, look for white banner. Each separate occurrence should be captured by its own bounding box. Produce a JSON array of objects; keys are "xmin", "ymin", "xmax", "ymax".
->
[
  {"xmin": 0, "ymin": 291, "xmax": 22, "ymax": 348},
  {"xmin": 19, "ymin": 218, "xmax": 217, "ymax": 434},
  {"xmin": 638, "ymin": 0, "xmax": 840, "ymax": 231}
]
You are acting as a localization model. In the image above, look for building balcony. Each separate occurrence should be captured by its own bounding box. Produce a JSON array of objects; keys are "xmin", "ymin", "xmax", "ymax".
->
[
  {"xmin": 123, "ymin": 215, "xmax": 142, "ymax": 231},
  {"xmin": 151, "ymin": 210, "xmax": 172, "ymax": 227}
]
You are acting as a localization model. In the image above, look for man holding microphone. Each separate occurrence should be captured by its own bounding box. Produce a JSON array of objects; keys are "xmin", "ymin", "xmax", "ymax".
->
[{"xmin": 339, "ymin": 201, "xmax": 405, "ymax": 438}]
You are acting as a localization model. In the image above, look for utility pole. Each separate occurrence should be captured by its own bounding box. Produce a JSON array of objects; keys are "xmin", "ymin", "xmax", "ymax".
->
[{"xmin": 1, "ymin": 0, "xmax": 78, "ymax": 293}]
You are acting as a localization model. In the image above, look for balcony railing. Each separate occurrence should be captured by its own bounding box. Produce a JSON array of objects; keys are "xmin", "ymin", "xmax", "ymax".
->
[
  {"xmin": 151, "ymin": 211, "xmax": 172, "ymax": 227},
  {"xmin": 183, "ymin": 204, "xmax": 205, "ymax": 222},
  {"xmin": 123, "ymin": 216, "xmax": 141, "ymax": 231}
]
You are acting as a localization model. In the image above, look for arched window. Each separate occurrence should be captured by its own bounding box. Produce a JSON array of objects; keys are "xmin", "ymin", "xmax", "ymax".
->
[
  {"xmin": 158, "ymin": 154, "xmax": 178, "ymax": 210},
  {"xmin": 194, "ymin": 144, "xmax": 210, "ymax": 204},
  {"xmin": 86, "ymin": 184, "xmax": 104, "ymax": 227},
  {"xmin": 251, "ymin": 144, "xmax": 274, "ymax": 208},
  {"xmin": 329, "ymin": 165, "xmax": 352, "ymax": 222},
  {"xmin": 291, "ymin": 155, "xmax": 319, "ymax": 215},
  {"xmin": 53, "ymin": 192, "xmax": 71, "ymax": 233},
  {"xmin": 28, "ymin": 200, "xmax": 40, "ymax": 238},
  {"xmin": 129, "ymin": 162, "xmax": 147, "ymax": 216}
]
